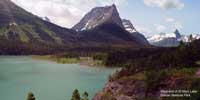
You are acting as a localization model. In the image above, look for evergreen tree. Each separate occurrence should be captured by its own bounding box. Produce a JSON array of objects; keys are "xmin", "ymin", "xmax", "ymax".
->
[
  {"xmin": 26, "ymin": 92, "xmax": 35, "ymax": 100},
  {"xmin": 71, "ymin": 89, "xmax": 81, "ymax": 100},
  {"xmin": 82, "ymin": 91, "xmax": 89, "ymax": 100},
  {"xmin": 189, "ymin": 34, "xmax": 194, "ymax": 42},
  {"xmin": 179, "ymin": 40, "xmax": 185, "ymax": 47}
]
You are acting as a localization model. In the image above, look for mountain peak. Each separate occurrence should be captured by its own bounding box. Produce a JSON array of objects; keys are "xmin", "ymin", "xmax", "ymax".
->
[
  {"xmin": 110, "ymin": 4, "xmax": 117, "ymax": 10},
  {"xmin": 112, "ymin": 4, "xmax": 116, "ymax": 7},
  {"xmin": 72, "ymin": 4, "xmax": 124, "ymax": 31},
  {"xmin": 174, "ymin": 29, "xmax": 179, "ymax": 33},
  {"xmin": 174, "ymin": 29, "xmax": 181, "ymax": 39}
]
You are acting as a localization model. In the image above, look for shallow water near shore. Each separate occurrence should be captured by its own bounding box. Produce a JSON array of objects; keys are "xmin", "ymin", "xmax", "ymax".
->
[{"xmin": 0, "ymin": 56, "xmax": 115, "ymax": 100}]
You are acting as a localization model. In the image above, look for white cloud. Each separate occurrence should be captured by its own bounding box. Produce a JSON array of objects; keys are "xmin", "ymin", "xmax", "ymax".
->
[
  {"xmin": 174, "ymin": 21, "xmax": 183, "ymax": 29},
  {"xmin": 154, "ymin": 24, "xmax": 166, "ymax": 32},
  {"xmin": 143, "ymin": 0, "xmax": 184, "ymax": 10},
  {"xmin": 135, "ymin": 25, "xmax": 152, "ymax": 36},
  {"xmin": 165, "ymin": 17, "xmax": 175, "ymax": 23},
  {"xmin": 11, "ymin": 0, "xmax": 127, "ymax": 28},
  {"xmin": 164, "ymin": 17, "xmax": 183, "ymax": 31},
  {"xmin": 100, "ymin": 0, "xmax": 127, "ymax": 6}
]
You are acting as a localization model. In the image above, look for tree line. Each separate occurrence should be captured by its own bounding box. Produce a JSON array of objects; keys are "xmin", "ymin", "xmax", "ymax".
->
[{"xmin": 26, "ymin": 89, "xmax": 89, "ymax": 100}]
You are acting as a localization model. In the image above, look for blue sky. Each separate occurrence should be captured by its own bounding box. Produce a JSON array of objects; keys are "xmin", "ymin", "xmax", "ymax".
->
[
  {"xmin": 11, "ymin": 0, "xmax": 200, "ymax": 36},
  {"xmin": 118, "ymin": 0, "xmax": 200, "ymax": 36}
]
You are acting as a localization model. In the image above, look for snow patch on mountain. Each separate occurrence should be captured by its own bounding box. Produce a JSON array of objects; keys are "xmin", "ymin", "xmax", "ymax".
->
[
  {"xmin": 148, "ymin": 29, "xmax": 200, "ymax": 47},
  {"xmin": 41, "ymin": 16, "xmax": 51, "ymax": 22},
  {"xmin": 181, "ymin": 34, "xmax": 200, "ymax": 42},
  {"xmin": 122, "ymin": 19, "xmax": 137, "ymax": 33},
  {"xmin": 148, "ymin": 33, "xmax": 176, "ymax": 43}
]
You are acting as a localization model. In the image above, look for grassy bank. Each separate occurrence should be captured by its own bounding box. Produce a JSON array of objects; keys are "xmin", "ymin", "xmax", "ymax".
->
[
  {"xmin": 32, "ymin": 55, "xmax": 80, "ymax": 64},
  {"xmin": 32, "ymin": 55, "xmax": 104, "ymax": 66}
]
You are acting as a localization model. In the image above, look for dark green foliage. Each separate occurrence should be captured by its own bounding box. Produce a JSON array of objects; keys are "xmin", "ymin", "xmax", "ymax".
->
[
  {"xmin": 144, "ymin": 69, "xmax": 168, "ymax": 97},
  {"xmin": 100, "ymin": 90, "xmax": 116, "ymax": 100},
  {"xmin": 144, "ymin": 70, "xmax": 159, "ymax": 90},
  {"xmin": 91, "ymin": 53, "xmax": 108, "ymax": 60},
  {"xmin": 190, "ymin": 78, "xmax": 200, "ymax": 100},
  {"xmin": 105, "ymin": 39, "xmax": 200, "ymax": 70},
  {"xmin": 82, "ymin": 91, "xmax": 89, "ymax": 100},
  {"xmin": 26, "ymin": 92, "xmax": 35, "ymax": 100},
  {"xmin": 160, "ymin": 77, "xmax": 200, "ymax": 100},
  {"xmin": 70, "ymin": 89, "xmax": 90, "ymax": 100},
  {"xmin": 105, "ymin": 39, "xmax": 200, "ymax": 99},
  {"xmin": 71, "ymin": 89, "xmax": 81, "ymax": 100},
  {"xmin": 53, "ymin": 52, "xmax": 80, "ymax": 59},
  {"xmin": 189, "ymin": 34, "xmax": 194, "ymax": 42},
  {"xmin": 0, "ymin": 39, "xmax": 70, "ymax": 55}
]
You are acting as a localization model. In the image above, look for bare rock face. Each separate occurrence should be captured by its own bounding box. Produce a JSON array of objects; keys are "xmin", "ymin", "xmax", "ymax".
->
[
  {"xmin": 93, "ymin": 69, "xmax": 200, "ymax": 100},
  {"xmin": 72, "ymin": 4, "xmax": 124, "ymax": 31},
  {"xmin": 92, "ymin": 80, "xmax": 146, "ymax": 100},
  {"xmin": 174, "ymin": 29, "xmax": 181, "ymax": 39},
  {"xmin": 71, "ymin": 4, "xmax": 150, "ymax": 47}
]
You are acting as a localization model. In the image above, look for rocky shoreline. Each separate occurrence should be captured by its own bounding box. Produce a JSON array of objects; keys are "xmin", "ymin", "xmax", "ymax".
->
[{"xmin": 93, "ymin": 68, "xmax": 200, "ymax": 100}]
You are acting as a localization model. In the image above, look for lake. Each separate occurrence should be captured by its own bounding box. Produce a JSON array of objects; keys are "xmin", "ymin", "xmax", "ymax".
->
[{"xmin": 0, "ymin": 56, "xmax": 115, "ymax": 100}]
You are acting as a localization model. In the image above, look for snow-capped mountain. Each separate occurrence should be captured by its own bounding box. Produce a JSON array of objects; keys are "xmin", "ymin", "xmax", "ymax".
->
[
  {"xmin": 181, "ymin": 34, "xmax": 200, "ymax": 42},
  {"xmin": 174, "ymin": 29, "xmax": 181, "ymax": 39},
  {"xmin": 72, "ymin": 4, "xmax": 150, "ymax": 47},
  {"xmin": 148, "ymin": 29, "xmax": 181, "ymax": 43},
  {"xmin": 193, "ymin": 34, "xmax": 200, "ymax": 39},
  {"xmin": 148, "ymin": 29, "xmax": 200, "ymax": 47},
  {"xmin": 148, "ymin": 32, "xmax": 177, "ymax": 43},
  {"xmin": 72, "ymin": 4, "xmax": 124, "ymax": 31},
  {"xmin": 148, "ymin": 32, "xmax": 180, "ymax": 47}
]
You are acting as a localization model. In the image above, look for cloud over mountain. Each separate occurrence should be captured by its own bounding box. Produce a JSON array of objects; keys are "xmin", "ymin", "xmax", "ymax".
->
[
  {"xmin": 144, "ymin": 0, "xmax": 184, "ymax": 9},
  {"xmin": 154, "ymin": 24, "xmax": 166, "ymax": 33},
  {"xmin": 11, "ymin": 0, "xmax": 127, "ymax": 28}
]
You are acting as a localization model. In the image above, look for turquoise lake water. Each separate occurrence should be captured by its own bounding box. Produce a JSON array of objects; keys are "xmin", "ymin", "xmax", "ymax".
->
[{"xmin": 0, "ymin": 56, "xmax": 115, "ymax": 100}]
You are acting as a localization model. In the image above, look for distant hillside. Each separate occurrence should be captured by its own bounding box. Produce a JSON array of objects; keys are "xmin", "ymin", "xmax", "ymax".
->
[
  {"xmin": 0, "ymin": 0, "xmax": 77, "ymax": 44},
  {"xmin": 0, "ymin": 0, "xmax": 150, "ymax": 54}
]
